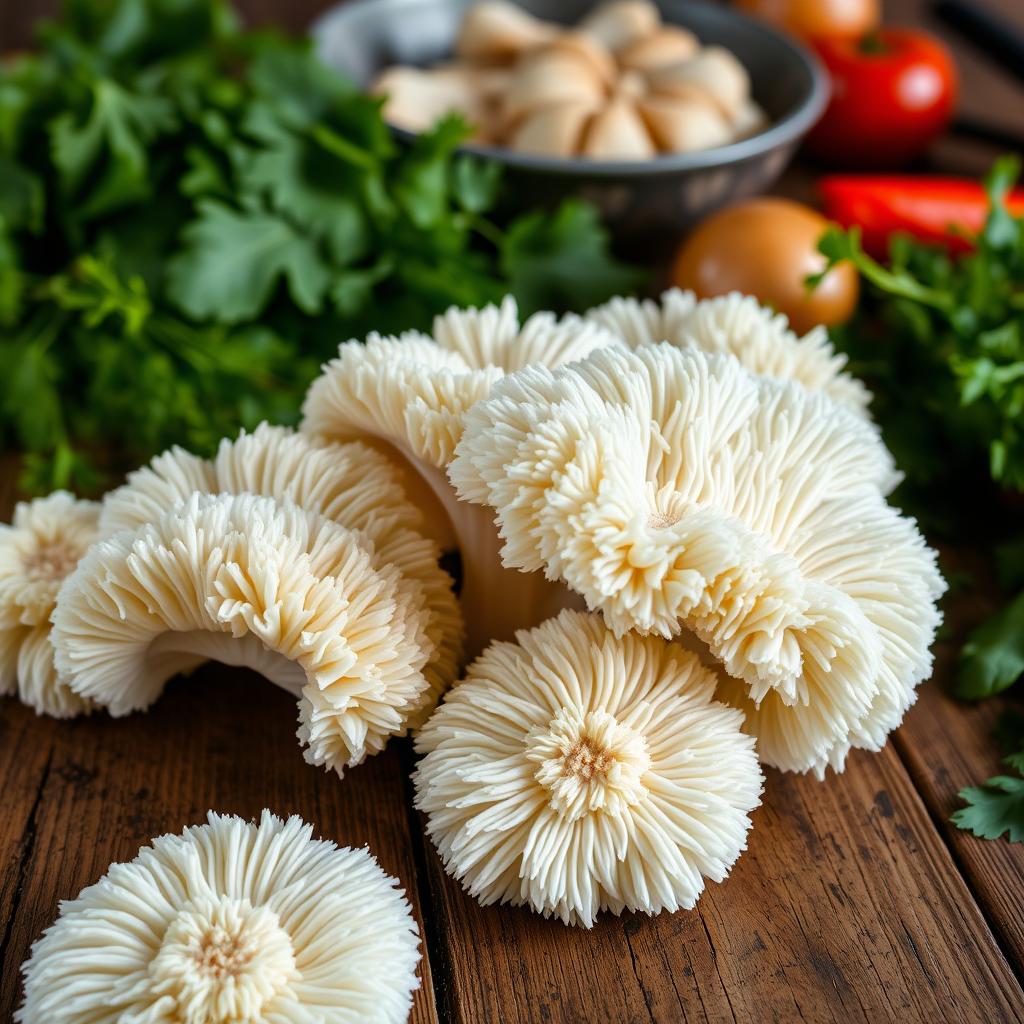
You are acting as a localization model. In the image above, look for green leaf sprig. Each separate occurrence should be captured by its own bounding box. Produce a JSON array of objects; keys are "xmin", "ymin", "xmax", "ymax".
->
[
  {"xmin": 0, "ymin": 0, "xmax": 640, "ymax": 493},
  {"xmin": 951, "ymin": 711, "xmax": 1024, "ymax": 842}
]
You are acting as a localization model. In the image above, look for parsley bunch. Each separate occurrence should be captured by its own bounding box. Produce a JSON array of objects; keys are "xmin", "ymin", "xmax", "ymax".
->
[
  {"xmin": 817, "ymin": 158, "xmax": 1024, "ymax": 704},
  {"xmin": 0, "ymin": 0, "xmax": 639, "ymax": 493}
]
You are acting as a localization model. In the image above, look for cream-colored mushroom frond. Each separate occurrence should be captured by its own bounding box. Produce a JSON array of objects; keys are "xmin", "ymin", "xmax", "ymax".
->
[
  {"xmin": 415, "ymin": 609, "xmax": 762, "ymax": 927},
  {"xmin": 17, "ymin": 810, "xmax": 421, "ymax": 1024},
  {"xmin": 101, "ymin": 422, "xmax": 422, "ymax": 538},
  {"xmin": 587, "ymin": 288, "xmax": 873, "ymax": 418},
  {"xmin": 450, "ymin": 344, "xmax": 945, "ymax": 776},
  {"xmin": 301, "ymin": 297, "xmax": 619, "ymax": 654},
  {"xmin": 301, "ymin": 295, "xmax": 620, "ymax": 472},
  {"xmin": 54, "ymin": 493, "xmax": 439, "ymax": 774},
  {"xmin": 0, "ymin": 492, "xmax": 99, "ymax": 717},
  {"xmin": 100, "ymin": 424, "xmax": 463, "ymax": 727},
  {"xmin": 376, "ymin": 1, "xmax": 767, "ymax": 159}
]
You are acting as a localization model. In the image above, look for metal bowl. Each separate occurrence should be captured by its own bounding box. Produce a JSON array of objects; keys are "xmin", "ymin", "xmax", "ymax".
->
[{"xmin": 313, "ymin": 0, "xmax": 827, "ymax": 247}]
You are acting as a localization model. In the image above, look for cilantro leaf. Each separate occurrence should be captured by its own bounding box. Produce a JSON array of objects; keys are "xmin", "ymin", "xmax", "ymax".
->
[
  {"xmin": 813, "ymin": 225, "xmax": 952, "ymax": 312},
  {"xmin": 952, "ymin": 709, "xmax": 1024, "ymax": 842},
  {"xmin": 951, "ymin": 773, "xmax": 1024, "ymax": 842},
  {"xmin": 995, "ymin": 709, "xmax": 1024, "ymax": 753},
  {"xmin": 393, "ymin": 116, "xmax": 468, "ymax": 229},
  {"xmin": 0, "ymin": 331, "xmax": 65, "ymax": 452},
  {"xmin": 981, "ymin": 155, "xmax": 1022, "ymax": 251},
  {"xmin": 50, "ymin": 77, "xmax": 175, "ymax": 220},
  {"xmin": 501, "ymin": 200, "xmax": 644, "ymax": 315},
  {"xmin": 166, "ymin": 199, "xmax": 331, "ymax": 322},
  {"xmin": 956, "ymin": 591, "xmax": 1024, "ymax": 699},
  {"xmin": 237, "ymin": 103, "xmax": 370, "ymax": 265},
  {"xmin": 0, "ymin": 225, "xmax": 25, "ymax": 327},
  {"xmin": 246, "ymin": 43, "xmax": 355, "ymax": 128},
  {"xmin": 330, "ymin": 260, "xmax": 393, "ymax": 316},
  {"xmin": 0, "ymin": 154, "xmax": 44, "ymax": 232},
  {"xmin": 452, "ymin": 155, "xmax": 501, "ymax": 214}
]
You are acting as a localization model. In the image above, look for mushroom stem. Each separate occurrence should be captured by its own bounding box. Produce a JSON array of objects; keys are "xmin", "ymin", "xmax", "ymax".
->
[{"xmin": 390, "ymin": 442, "xmax": 582, "ymax": 658}]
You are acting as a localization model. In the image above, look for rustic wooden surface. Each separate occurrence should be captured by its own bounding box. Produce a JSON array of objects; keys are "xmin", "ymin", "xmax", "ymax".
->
[{"xmin": 3, "ymin": 1, "xmax": 1024, "ymax": 1021}]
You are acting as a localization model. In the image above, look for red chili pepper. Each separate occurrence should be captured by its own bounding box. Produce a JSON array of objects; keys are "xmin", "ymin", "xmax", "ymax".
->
[{"xmin": 820, "ymin": 175, "xmax": 1024, "ymax": 257}]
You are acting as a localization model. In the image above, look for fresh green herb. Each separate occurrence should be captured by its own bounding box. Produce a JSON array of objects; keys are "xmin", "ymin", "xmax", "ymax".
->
[
  {"xmin": 0, "ymin": 0, "xmax": 640, "ymax": 493},
  {"xmin": 815, "ymin": 157, "xmax": 1024, "ymax": 705},
  {"xmin": 958, "ymin": 592, "xmax": 1024, "ymax": 701},
  {"xmin": 950, "ymin": 711, "xmax": 1024, "ymax": 842}
]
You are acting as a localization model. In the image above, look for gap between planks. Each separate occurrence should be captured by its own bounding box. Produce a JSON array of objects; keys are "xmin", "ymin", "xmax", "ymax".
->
[{"xmin": 409, "ymin": 739, "xmax": 1024, "ymax": 1024}]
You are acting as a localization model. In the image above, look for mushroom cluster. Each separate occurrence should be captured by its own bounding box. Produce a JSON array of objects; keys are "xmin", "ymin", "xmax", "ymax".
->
[
  {"xmin": 18, "ymin": 811, "xmax": 422, "ymax": 1024},
  {"xmin": 373, "ymin": 1, "xmax": 766, "ymax": 159},
  {"xmin": 7, "ymin": 285, "xmax": 944, "ymax": 957},
  {"xmin": 0, "ymin": 493, "xmax": 99, "ymax": 718}
]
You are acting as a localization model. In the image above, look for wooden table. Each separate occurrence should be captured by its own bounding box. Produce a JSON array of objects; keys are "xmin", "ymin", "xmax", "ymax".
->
[{"xmin": 3, "ymin": 2, "xmax": 1024, "ymax": 1021}]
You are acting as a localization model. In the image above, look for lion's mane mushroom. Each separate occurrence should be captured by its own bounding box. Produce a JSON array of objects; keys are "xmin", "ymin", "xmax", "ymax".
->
[
  {"xmin": 455, "ymin": 0, "xmax": 559, "ymax": 64},
  {"xmin": 414, "ymin": 609, "xmax": 763, "ymax": 926},
  {"xmin": 0, "ymin": 492, "xmax": 99, "ymax": 718},
  {"xmin": 100, "ymin": 423, "xmax": 463, "ymax": 727},
  {"xmin": 450, "ymin": 344, "xmax": 945, "ymax": 776},
  {"xmin": 17, "ymin": 810, "xmax": 421, "ymax": 1024},
  {"xmin": 301, "ymin": 296, "xmax": 621, "ymax": 654},
  {"xmin": 502, "ymin": 26, "xmax": 756, "ymax": 159},
  {"xmin": 374, "ymin": 0, "xmax": 765, "ymax": 159},
  {"xmin": 586, "ymin": 288, "xmax": 873, "ymax": 417},
  {"xmin": 372, "ymin": 65, "xmax": 504, "ymax": 144},
  {"xmin": 53, "ymin": 493, "xmax": 441, "ymax": 774}
]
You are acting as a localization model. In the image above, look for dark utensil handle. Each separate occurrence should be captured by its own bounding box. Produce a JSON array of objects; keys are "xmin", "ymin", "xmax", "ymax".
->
[{"xmin": 933, "ymin": 0, "xmax": 1024, "ymax": 86}]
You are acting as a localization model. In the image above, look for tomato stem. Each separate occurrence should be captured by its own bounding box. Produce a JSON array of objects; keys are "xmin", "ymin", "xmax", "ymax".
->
[{"xmin": 858, "ymin": 32, "xmax": 889, "ymax": 55}]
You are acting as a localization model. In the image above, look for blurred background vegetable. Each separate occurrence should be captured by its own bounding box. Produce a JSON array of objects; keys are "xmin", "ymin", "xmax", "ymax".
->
[
  {"xmin": 736, "ymin": 0, "xmax": 880, "ymax": 43},
  {"xmin": 805, "ymin": 27, "xmax": 958, "ymax": 167},
  {"xmin": 0, "ymin": 0, "xmax": 638, "ymax": 494},
  {"xmin": 671, "ymin": 196, "xmax": 859, "ymax": 333},
  {"xmin": 821, "ymin": 173, "xmax": 1024, "ymax": 255}
]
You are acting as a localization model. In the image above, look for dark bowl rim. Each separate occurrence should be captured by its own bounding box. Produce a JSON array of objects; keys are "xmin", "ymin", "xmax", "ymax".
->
[{"xmin": 312, "ymin": 0, "xmax": 830, "ymax": 178}]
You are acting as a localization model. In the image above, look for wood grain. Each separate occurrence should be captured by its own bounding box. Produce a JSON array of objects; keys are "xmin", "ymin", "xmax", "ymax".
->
[
  {"xmin": 0, "ymin": 674, "xmax": 439, "ymax": 1024},
  {"xmin": 4, "ymin": 2, "xmax": 1024, "ymax": 1022},
  {"xmin": 896, "ymin": 665, "xmax": 1024, "ymax": 975},
  {"xmin": 421, "ymin": 744, "xmax": 1024, "ymax": 1024}
]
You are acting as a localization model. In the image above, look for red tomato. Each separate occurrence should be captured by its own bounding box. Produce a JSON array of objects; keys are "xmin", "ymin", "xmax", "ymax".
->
[{"xmin": 806, "ymin": 29, "xmax": 958, "ymax": 168}]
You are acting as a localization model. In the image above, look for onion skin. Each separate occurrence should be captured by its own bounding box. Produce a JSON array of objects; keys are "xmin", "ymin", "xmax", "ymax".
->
[
  {"xmin": 671, "ymin": 198, "xmax": 860, "ymax": 334},
  {"xmin": 736, "ymin": 0, "xmax": 880, "ymax": 43}
]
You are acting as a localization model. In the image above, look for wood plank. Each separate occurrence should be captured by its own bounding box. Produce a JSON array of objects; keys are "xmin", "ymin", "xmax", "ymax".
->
[
  {"xmin": 895, "ymin": 660, "xmax": 1024, "ymax": 975},
  {"xmin": 0, "ymin": 672, "xmax": 439, "ymax": 1024},
  {"xmin": 0, "ymin": 462, "xmax": 58, "ymax": 969},
  {"xmin": 892, "ymin": 539, "xmax": 1024, "ymax": 975},
  {"xmin": 420, "ymin": 743, "xmax": 1024, "ymax": 1023},
  {"xmin": 0, "ymin": 709, "xmax": 55, "ymax": 981}
]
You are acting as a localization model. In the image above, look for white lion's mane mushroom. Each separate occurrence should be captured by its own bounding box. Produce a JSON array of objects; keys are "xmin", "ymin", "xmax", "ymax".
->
[
  {"xmin": 53, "ymin": 492, "xmax": 439, "ymax": 775},
  {"xmin": 586, "ymin": 288, "xmax": 873, "ymax": 417},
  {"xmin": 17, "ymin": 810, "xmax": 421, "ymax": 1024},
  {"xmin": 100, "ymin": 423, "xmax": 463, "ymax": 728},
  {"xmin": 301, "ymin": 295, "xmax": 622, "ymax": 655},
  {"xmin": 450, "ymin": 344, "xmax": 945, "ymax": 777},
  {"xmin": 414, "ymin": 609, "xmax": 763, "ymax": 926},
  {"xmin": 455, "ymin": 0, "xmax": 559, "ymax": 65},
  {"xmin": 0, "ymin": 492, "xmax": 99, "ymax": 718}
]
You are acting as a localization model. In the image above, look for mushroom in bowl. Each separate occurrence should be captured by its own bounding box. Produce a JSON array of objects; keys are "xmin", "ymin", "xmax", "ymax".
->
[{"xmin": 314, "ymin": 0, "xmax": 828, "ymax": 243}]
